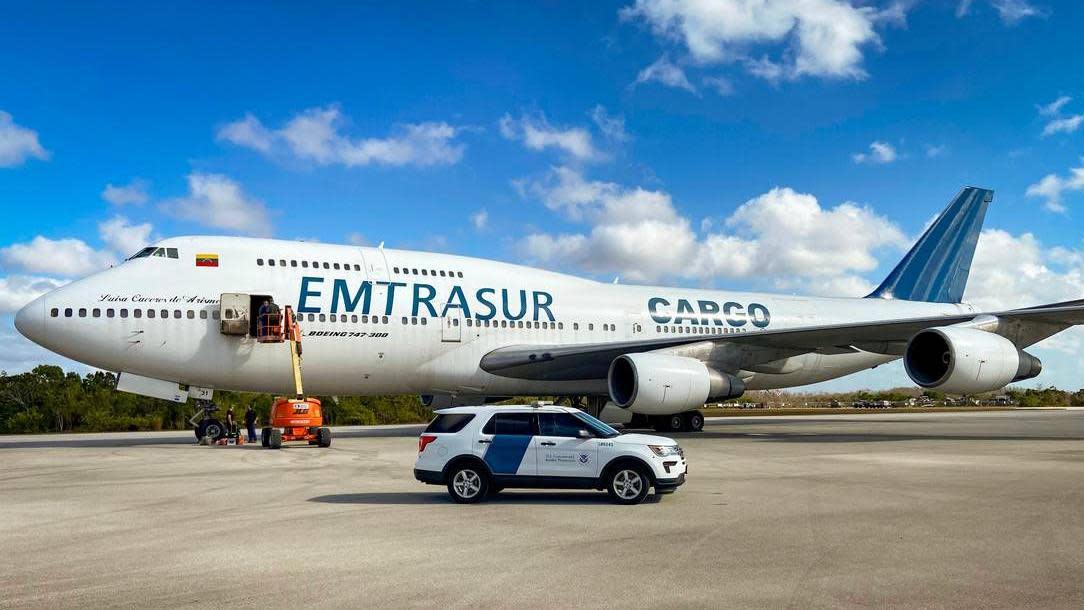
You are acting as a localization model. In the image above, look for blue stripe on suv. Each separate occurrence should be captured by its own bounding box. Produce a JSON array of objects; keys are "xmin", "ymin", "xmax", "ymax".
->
[{"xmin": 483, "ymin": 435, "xmax": 532, "ymax": 474}]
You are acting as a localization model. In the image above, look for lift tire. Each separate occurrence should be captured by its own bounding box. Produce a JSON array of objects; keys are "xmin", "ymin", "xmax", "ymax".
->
[
  {"xmin": 268, "ymin": 429, "xmax": 283, "ymax": 450},
  {"xmin": 261, "ymin": 427, "xmax": 271, "ymax": 447},
  {"xmin": 196, "ymin": 418, "xmax": 227, "ymax": 441},
  {"xmin": 684, "ymin": 411, "xmax": 705, "ymax": 432},
  {"xmin": 317, "ymin": 427, "xmax": 332, "ymax": 448}
]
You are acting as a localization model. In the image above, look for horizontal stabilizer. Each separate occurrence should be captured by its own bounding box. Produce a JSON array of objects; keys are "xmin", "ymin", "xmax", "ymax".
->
[{"xmin": 867, "ymin": 187, "xmax": 993, "ymax": 303}]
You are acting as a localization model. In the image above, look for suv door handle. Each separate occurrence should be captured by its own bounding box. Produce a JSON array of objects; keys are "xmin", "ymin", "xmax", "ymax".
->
[
  {"xmin": 540, "ymin": 441, "xmax": 556, "ymax": 446},
  {"xmin": 477, "ymin": 439, "xmax": 491, "ymax": 444}
]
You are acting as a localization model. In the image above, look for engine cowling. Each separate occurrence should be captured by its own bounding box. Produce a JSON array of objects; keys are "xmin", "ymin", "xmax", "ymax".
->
[
  {"xmin": 904, "ymin": 326, "xmax": 1042, "ymax": 394},
  {"xmin": 607, "ymin": 353, "xmax": 744, "ymax": 415}
]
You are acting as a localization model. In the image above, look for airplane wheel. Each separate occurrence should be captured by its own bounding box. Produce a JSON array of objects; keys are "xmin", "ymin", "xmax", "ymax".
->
[
  {"xmin": 268, "ymin": 429, "xmax": 282, "ymax": 449},
  {"xmin": 196, "ymin": 418, "xmax": 227, "ymax": 441},
  {"xmin": 684, "ymin": 411, "xmax": 704, "ymax": 432},
  {"xmin": 665, "ymin": 414, "xmax": 684, "ymax": 432},
  {"xmin": 317, "ymin": 427, "xmax": 332, "ymax": 448}
]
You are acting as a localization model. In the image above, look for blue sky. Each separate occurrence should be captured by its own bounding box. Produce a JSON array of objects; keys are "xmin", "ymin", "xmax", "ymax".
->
[{"xmin": 1, "ymin": 1, "xmax": 1082, "ymax": 391}]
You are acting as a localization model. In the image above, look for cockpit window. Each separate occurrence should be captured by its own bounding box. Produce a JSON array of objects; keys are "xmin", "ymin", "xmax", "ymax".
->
[
  {"xmin": 128, "ymin": 247, "xmax": 156, "ymax": 260},
  {"xmin": 127, "ymin": 246, "xmax": 179, "ymax": 261}
]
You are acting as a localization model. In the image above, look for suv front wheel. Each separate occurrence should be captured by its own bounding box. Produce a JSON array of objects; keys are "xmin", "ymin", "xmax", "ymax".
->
[
  {"xmin": 606, "ymin": 464, "xmax": 651, "ymax": 505},
  {"xmin": 447, "ymin": 464, "xmax": 490, "ymax": 504}
]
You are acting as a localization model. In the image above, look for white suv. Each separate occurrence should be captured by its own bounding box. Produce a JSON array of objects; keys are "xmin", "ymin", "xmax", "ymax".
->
[{"xmin": 413, "ymin": 405, "xmax": 686, "ymax": 504}]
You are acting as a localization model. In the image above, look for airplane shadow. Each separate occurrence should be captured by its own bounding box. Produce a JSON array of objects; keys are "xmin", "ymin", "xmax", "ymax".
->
[
  {"xmin": 308, "ymin": 491, "xmax": 653, "ymax": 506},
  {"xmin": 680, "ymin": 431, "xmax": 1083, "ymax": 443}
]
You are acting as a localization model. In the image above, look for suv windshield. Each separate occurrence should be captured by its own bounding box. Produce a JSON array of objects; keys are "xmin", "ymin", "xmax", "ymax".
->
[{"xmin": 573, "ymin": 412, "xmax": 620, "ymax": 439}]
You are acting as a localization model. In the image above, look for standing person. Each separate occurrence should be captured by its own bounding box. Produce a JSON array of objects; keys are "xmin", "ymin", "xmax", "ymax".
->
[
  {"xmin": 226, "ymin": 406, "xmax": 236, "ymax": 437},
  {"xmin": 245, "ymin": 404, "xmax": 258, "ymax": 444},
  {"xmin": 257, "ymin": 298, "xmax": 272, "ymax": 340}
]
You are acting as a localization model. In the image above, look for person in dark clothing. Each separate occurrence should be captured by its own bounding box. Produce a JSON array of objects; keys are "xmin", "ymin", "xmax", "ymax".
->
[
  {"xmin": 226, "ymin": 406, "xmax": 236, "ymax": 437},
  {"xmin": 245, "ymin": 405, "xmax": 258, "ymax": 443},
  {"xmin": 257, "ymin": 299, "xmax": 272, "ymax": 340}
]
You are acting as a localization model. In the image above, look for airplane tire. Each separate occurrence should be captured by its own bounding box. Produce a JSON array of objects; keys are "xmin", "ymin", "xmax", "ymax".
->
[
  {"xmin": 196, "ymin": 418, "xmax": 227, "ymax": 441},
  {"xmin": 317, "ymin": 427, "xmax": 332, "ymax": 448},
  {"xmin": 665, "ymin": 414, "xmax": 684, "ymax": 433},
  {"xmin": 268, "ymin": 429, "xmax": 283, "ymax": 450},
  {"xmin": 684, "ymin": 411, "xmax": 705, "ymax": 432}
]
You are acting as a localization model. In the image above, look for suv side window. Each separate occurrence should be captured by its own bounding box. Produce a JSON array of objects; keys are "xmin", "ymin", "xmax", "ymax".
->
[
  {"xmin": 424, "ymin": 414, "xmax": 475, "ymax": 433},
  {"xmin": 538, "ymin": 413, "xmax": 589, "ymax": 437},
  {"xmin": 482, "ymin": 413, "xmax": 536, "ymax": 435}
]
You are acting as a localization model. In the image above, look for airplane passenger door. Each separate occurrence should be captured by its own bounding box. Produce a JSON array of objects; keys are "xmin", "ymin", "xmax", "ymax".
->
[
  {"xmin": 359, "ymin": 247, "xmax": 390, "ymax": 282},
  {"xmin": 441, "ymin": 315, "xmax": 462, "ymax": 342},
  {"xmin": 535, "ymin": 413, "xmax": 599, "ymax": 479}
]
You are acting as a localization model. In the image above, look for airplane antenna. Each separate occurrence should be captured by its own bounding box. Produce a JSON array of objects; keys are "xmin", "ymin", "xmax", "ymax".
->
[
  {"xmin": 378, "ymin": 241, "xmax": 385, "ymax": 250},
  {"xmin": 612, "ymin": 276, "xmax": 619, "ymax": 284}
]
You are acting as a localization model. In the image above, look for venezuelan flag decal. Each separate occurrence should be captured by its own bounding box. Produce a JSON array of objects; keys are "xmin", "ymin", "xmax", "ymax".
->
[{"xmin": 195, "ymin": 253, "xmax": 219, "ymax": 267}]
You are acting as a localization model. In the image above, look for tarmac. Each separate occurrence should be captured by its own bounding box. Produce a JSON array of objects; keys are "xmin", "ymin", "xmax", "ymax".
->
[{"xmin": 1, "ymin": 409, "xmax": 1083, "ymax": 609}]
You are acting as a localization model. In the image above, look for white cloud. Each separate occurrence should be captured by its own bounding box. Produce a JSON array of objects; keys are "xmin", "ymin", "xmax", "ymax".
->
[
  {"xmin": 991, "ymin": 0, "xmax": 1045, "ymax": 25},
  {"xmin": 163, "ymin": 173, "xmax": 273, "ymax": 236},
  {"xmin": 1025, "ymin": 159, "xmax": 1084, "ymax": 213},
  {"xmin": 0, "ymin": 111, "xmax": 49, "ymax": 167},
  {"xmin": 633, "ymin": 55, "xmax": 697, "ymax": 92},
  {"xmin": 853, "ymin": 141, "xmax": 898, "ymax": 164},
  {"xmin": 703, "ymin": 75, "xmax": 735, "ymax": 96},
  {"xmin": 470, "ymin": 209, "xmax": 489, "ymax": 231},
  {"xmin": 967, "ymin": 229, "xmax": 1084, "ymax": 310},
  {"xmin": 101, "ymin": 179, "xmax": 150, "ymax": 205},
  {"xmin": 0, "ymin": 276, "xmax": 68, "ymax": 314},
  {"xmin": 347, "ymin": 232, "xmax": 367, "ymax": 246},
  {"xmin": 216, "ymin": 113, "xmax": 274, "ymax": 153},
  {"xmin": 956, "ymin": 1, "xmax": 1046, "ymax": 24},
  {"xmin": 0, "ymin": 237, "xmax": 117, "ymax": 277},
  {"xmin": 1041, "ymin": 115, "xmax": 1084, "ymax": 137},
  {"xmin": 622, "ymin": 0, "xmax": 884, "ymax": 81},
  {"xmin": 517, "ymin": 167, "xmax": 905, "ymax": 285},
  {"xmin": 217, "ymin": 105, "xmax": 465, "ymax": 168},
  {"xmin": 499, "ymin": 113, "xmax": 601, "ymax": 161},
  {"xmin": 590, "ymin": 106, "xmax": 630, "ymax": 142},
  {"xmin": 98, "ymin": 216, "xmax": 154, "ymax": 258},
  {"xmin": 925, "ymin": 144, "xmax": 947, "ymax": 158},
  {"xmin": 1038, "ymin": 95, "xmax": 1072, "ymax": 117}
]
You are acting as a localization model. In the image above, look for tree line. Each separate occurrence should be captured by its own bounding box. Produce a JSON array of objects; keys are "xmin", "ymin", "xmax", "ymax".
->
[
  {"xmin": 0, "ymin": 365, "xmax": 432, "ymax": 434},
  {"xmin": 2, "ymin": 365, "xmax": 1082, "ymax": 435}
]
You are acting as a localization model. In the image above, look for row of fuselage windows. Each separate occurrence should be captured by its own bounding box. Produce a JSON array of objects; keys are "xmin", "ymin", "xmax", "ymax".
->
[
  {"xmin": 51, "ymin": 307, "xmax": 731, "ymax": 335},
  {"xmin": 255, "ymin": 257, "xmax": 465, "ymax": 279},
  {"xmin": 258, "ymin": 258, "xmax": 361, "ymax": 271},
  {"xmin": 50, "ymin": 306, "xmax": 614, "ymax": 332},
  {"xmin": 393, "ymin": 266, "xmax": 464, "ymax": 279},
  {"xmin": 299, "ymin": 313, "xmax": 616, "ymax": 332},
  {"xmin": 657, "ymin": 324, "xmax": 749, "ymax": 335},
  {"xmin": 52, "ymin": 307, "xmax": 220, "ymax": 320}
]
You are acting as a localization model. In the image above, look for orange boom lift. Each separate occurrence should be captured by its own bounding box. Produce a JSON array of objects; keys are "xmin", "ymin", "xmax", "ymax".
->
[{"xmin": 260, "ymin": 305, "xmax": 331, "ymax": 449}]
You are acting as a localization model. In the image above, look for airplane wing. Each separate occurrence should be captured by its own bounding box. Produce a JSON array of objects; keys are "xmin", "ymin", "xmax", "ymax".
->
[{"xmin": 479, "ymin": 302, "xmax": 1084, "ymax": 381}]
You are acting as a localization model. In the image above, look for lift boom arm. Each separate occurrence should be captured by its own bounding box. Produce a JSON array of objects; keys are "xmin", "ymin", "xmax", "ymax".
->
[{"xmin": 284, "ymin": 306, "xmax": 304, "ymax": 399}]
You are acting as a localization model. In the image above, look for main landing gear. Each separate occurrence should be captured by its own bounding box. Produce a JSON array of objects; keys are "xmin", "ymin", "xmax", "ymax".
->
[{"xmin": 651, "ymin": 410, "xmax": 704, "ymax": 433}]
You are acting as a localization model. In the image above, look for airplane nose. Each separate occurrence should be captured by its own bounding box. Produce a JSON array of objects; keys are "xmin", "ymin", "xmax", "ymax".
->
[{"xmin": 14, "ymin": 297, "xmax": 46, "ymax": 345}]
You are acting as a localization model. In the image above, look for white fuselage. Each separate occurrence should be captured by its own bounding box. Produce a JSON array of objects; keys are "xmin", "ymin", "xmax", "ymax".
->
[{"xmin": 16, "ymin": 236, "xmax": 978, "ymax": 398}]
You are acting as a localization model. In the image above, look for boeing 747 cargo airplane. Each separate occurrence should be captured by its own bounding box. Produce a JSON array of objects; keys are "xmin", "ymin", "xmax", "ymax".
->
[{"xmin": 14, "ymin": 187, "xmax": 1084, "ymax": 431}]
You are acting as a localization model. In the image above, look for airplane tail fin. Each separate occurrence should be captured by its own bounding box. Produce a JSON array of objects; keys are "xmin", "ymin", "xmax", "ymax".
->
[{"xmin": 867, "ymin": 186, "xmax": 993, "ymax": 303}]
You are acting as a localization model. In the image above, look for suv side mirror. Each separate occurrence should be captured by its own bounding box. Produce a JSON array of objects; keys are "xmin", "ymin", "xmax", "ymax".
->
[{"xmin": 577, "ymin": 429, "xmax": 591, "ymax": 439}]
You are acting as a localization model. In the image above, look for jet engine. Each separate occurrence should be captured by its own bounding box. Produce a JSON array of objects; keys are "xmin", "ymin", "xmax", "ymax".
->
[
  {"xmin": 607, "ymin": 353, "xmax": 744, "ymax": 415},
  {"xmin": 904, "ymin": 326, "xmax": 1042, "ymax": 394}
]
